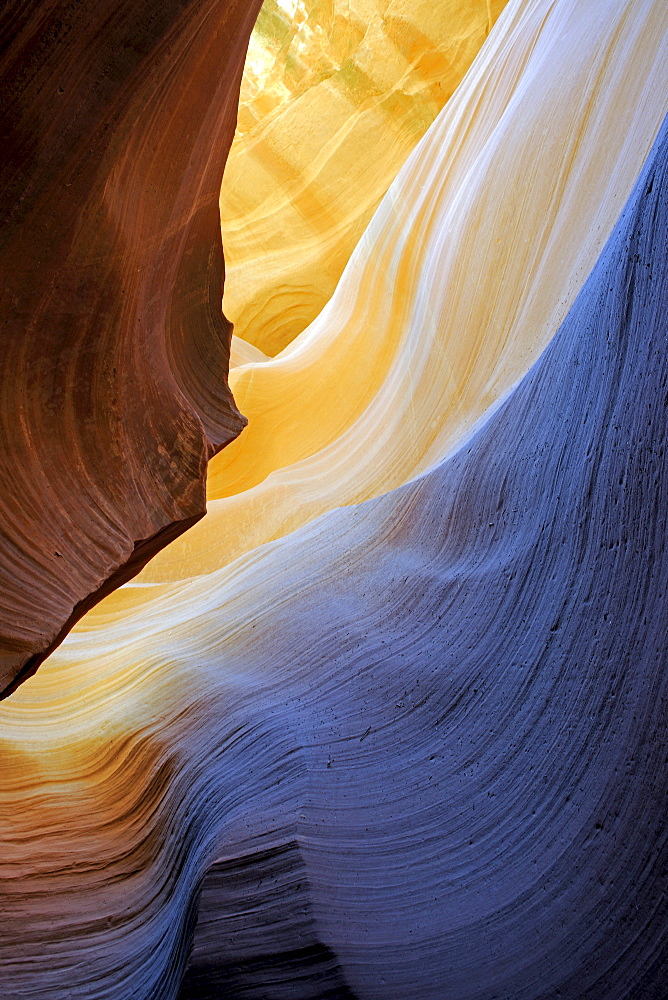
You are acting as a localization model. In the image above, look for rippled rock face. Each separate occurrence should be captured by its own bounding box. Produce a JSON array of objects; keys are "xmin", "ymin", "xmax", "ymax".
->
[
  {"xmin": 129, "ymin": 0, "xmax": 667, "ymax": 600},
  {"xmin": 0, "ymin": 0, "xmax": 262, "ymax": 696},
  {"xmin": 220, "ymin": 0, "xmax": 509, "ymax": 355},
  {"xmin": 180, "ymin": 107, "xmax": 668, "ymax": 1000},
  {"xmin": 1, "ymin": 1, "xmax": 667, "ymax": 998},
  {"xmin": 1, "ymin": 99, "xmax": 664, "ymax": 1000}
]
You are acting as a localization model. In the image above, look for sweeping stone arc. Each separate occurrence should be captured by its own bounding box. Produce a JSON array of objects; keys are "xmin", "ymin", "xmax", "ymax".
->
[
  {"xmin": 0, "ymin": 0, "xmax": 262, "ymax": 697},
  {"xmin": 0, "ymin": 108, "xmax": 666, "ymax": 999},
  {"xmin": 176, "ymin": 111, "xmax": 668, "ymax": 997},
  {"xmin": 123, "ymin": 0, "xmax": 668, "ymax": 600}
]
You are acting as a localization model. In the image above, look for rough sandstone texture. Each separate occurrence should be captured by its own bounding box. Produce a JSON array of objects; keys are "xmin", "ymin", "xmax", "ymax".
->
[
  {"xmin": 0, "ymin": 4, "xmax": 666, "ymax": 997},
  {"xmin": 0, "ymin": 99, "xmax": 664, "ymax": 1000},
  {"xmin": 178, "ymin": 107, "xmax": 668, "ymax": 999},
  {"xmin": 0, "ymin": 0, "xmax": 262, "ymax": 696}
]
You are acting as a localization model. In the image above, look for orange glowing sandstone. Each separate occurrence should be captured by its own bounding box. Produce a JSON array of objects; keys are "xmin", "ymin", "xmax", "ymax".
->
[{"xmin": 221, "ymin": 0, "xmax": 509, "ymax": 356}]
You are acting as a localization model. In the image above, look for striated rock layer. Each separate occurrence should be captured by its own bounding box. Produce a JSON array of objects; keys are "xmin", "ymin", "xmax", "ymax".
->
[
  {"xmin": 0, "ymin": 95, "xmax": 666, "ymax": 1000},
  {"xmin": 0, "ymin": 0, "xmax": 262, "ymax": 696},
  {"xmin": 116, "ymin": 0, "xmax": 668, "ymax": 603},
  {"xmin": 2, "ymin": 1, "xmax": 667, "ymax": 996},
  {"xmin": 221, "ymin": 0, "xmax": 509, "ymax": 355},
  {"xmin": 181, "ymin": 108, "xmax": 668, "ymax": 1000}
]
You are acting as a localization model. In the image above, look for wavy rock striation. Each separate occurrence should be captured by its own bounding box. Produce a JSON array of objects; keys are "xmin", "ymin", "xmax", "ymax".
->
[
  {"xmin": 175, "ymin": 109, "xmax": 668, "ymax": 999},
  {"xmin": 0, "ymin": 89, "xmax": 666, "ymax": 1000},
  {"xmin": 120, "ymin": 0, "xmax": 667, "ymax": 601},
  {"xmin": 0, "ymin": 0, "xmax": 262, "ymax": 696},
  {"xmin": 221, "ymin": 0, "xmax": 509, "ymax": 355}
]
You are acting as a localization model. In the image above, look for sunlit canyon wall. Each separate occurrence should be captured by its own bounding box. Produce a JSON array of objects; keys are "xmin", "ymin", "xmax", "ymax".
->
[
  {"xmin": 221, "ymin": 0, "xmax": 509, "ymax": 356},
  {"xmin": 1, "ymin": 1, "xmax": 668, "ymax": 998}
]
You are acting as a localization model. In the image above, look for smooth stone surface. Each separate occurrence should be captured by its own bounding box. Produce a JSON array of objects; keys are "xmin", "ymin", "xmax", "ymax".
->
[
  {"xmin": 221, "ymin": 0, "xmax": 509, "ymax": 355},
  {"xmin": 116, "ymin": 0, "xmax": 668, "ymax": 602}
]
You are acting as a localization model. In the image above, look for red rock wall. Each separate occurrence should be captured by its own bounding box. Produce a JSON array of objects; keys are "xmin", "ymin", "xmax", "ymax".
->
[{"xmin": 0, "ymin": 0, "xmax": 262, "ymax": 696}]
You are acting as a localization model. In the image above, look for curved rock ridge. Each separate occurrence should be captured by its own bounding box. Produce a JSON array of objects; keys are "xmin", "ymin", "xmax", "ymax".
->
[
  {"xmin": 112, "ymin": 0, "xmax": 668, "ymax": 602},
  {"xmin": 0, "ymin": 97, "xmax": 666, "ymax": 1000},
  {"xmin": 181, "ymin": 109, "xmax": 668, "ymax": 1000},
  {"xmin": 0, "ymin": 0, "xmax": 262, "ymax": 697},
  {"xmin": 229, "ymin": 333, "xmax": 270, "ymax": 369},
  {"xmin": 221, "ymin": 0, "xmax": 509, "ymax": 356}
]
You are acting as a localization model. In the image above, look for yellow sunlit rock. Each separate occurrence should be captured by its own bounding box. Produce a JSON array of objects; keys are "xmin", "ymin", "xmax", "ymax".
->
[
  {"xmin": 129, "ymin": 0, "xmax": 668, "ymax": 589},
  {"xmin": 221, "ymin": 0, "xmax": 508, "ymax": 356}
]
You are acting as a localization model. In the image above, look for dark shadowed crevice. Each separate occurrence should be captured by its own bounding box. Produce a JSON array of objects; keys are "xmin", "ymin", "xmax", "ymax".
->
[{"xmin": 178, "ymin": 842, "xmax": 359, "ymax": 1000}]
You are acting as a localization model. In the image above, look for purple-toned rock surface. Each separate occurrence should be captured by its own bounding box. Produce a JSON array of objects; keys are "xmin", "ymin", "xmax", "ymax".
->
[{"xmin": 177, "ymin": 111, "xmax": 668, "ymax": 999}]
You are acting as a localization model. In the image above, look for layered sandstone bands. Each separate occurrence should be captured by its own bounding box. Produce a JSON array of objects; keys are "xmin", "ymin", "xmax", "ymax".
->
[
  {"xmin": 1, "ymin": 97, "xmax": 666, "ymax": 1000},
  {"xmin": 0, "ymin": 0, "xmax": 262, "ymax": 696},
  {"xmin": 178, "ymin": 109, "xmax": 668, "ymax": 999},
  {"xmin": 123, "ymin": 0, "xmax": 668, "ymax": 598},
  {"xmin": 0, "ymin": 2, "xmax": 666, "ymax": 997}
]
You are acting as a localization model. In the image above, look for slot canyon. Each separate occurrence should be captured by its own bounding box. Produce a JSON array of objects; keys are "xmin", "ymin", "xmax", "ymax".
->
[{"xmin": 1, "ymin": 1, "xmax": 667, "ymax": 997}]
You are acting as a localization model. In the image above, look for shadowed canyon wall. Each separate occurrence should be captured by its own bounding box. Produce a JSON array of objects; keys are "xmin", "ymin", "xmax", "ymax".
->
[
  {"xmin": 0, "ymin": 0, "xmax": 262, "ymax": 696},
  {"xmin": 179, "ymin": 107, "xmax": 668, "ymax": 1000}
]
